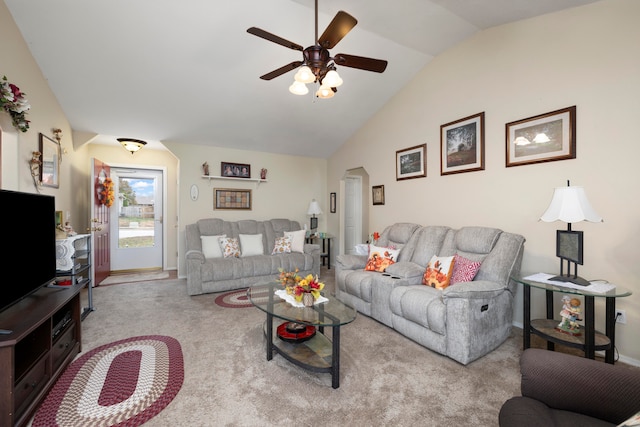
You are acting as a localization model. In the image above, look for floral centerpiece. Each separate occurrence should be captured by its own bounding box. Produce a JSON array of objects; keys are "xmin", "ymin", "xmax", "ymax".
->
[
  {"xmin": 293, "ymin": 274, "xmax": 325, "ymax": 305},
  {"xmin": 0, "ymin": 76, "xmax": 30, "ymax": 132}
]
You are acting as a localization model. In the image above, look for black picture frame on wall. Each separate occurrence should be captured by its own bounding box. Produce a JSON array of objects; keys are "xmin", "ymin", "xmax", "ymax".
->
[
  {"xmin": 330, "ymin": 192, "xmax": 336, "ymax": 213},
  {"xmin": 372, "ymin": 185, "xmax": 385, "ymax": 205}
]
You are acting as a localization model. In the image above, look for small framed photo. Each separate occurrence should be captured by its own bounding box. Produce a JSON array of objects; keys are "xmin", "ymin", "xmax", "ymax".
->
[
  {"xmin": 506, "ymin": 106, "xmax": 576, "ymax": 167},
  {"xmin": 221, "ymin": 162, "xmax": 251, "ymax": 178},
  {"xmin": 39, "ymin": 133, "xmax": 61, "ymax": 188},
  {"xmin": 556, "ymin": 230, "xmax": 584, "ymax": 265},
  {"xmin": 396, "ymin": 144, "xmax": 426, "ymax": 181},
  {"xmin": 440, "ymin": 112, "xmax": 485, "ymax": 175},
  {"xmin": 330, "ymin": 192, "xmax": 336, "ymax": 213},
  {"xmin": 372, "ymin": 185, "xmax": 385, "ymax": 205},
  {"xmin": 55, "ymin": 211, "xmax": 63, "ymax": 227},
  {"xmin": 214, "ymin": 188, "xmax": 252, "ymax": 210}
]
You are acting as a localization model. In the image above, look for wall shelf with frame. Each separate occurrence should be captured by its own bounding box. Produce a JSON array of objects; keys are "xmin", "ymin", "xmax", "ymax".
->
[{"xmin": 201, "ymin": 175, "xmax": 267, "ymax": 187}]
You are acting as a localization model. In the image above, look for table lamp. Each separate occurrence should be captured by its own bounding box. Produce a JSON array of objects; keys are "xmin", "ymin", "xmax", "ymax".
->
[
  {"xmin": 540, "ymin": 180, "xmax": 603, "ymax": 286},
  {"xmin": 307, "ymin": 199, "xmax": 323, "ymax": 231}
]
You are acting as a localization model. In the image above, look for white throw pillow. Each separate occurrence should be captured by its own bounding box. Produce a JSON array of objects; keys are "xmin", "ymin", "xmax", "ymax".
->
[
  {"xmin": 201, "ymin": 234, "xmax": 225, "ymax": 259},
  {"xmin": 284, "ymin": 229, "xmax": 306, "ymax": 253},
  {"xmin": 239, "ymin": 234, "xmax": 264, "ymax": 257}
]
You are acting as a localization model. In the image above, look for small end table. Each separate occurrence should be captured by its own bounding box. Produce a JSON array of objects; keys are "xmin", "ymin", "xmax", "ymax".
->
[
  {"xmin": 306, "ymin": 234, "xmax": 334, "ymax": 269},
  {"xmin": 513, "ymin": 275, "xmax": 631, "ymax": 364}
]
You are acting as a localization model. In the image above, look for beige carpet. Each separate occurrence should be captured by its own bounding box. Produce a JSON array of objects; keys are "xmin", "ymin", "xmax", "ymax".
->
[
  {"xmin": 67, "ymin": 267, "xmax": 527, "ymax": 426},
  {"xmin": 99, "ymin": 271, "xmax": 170, "ymax": 286}
]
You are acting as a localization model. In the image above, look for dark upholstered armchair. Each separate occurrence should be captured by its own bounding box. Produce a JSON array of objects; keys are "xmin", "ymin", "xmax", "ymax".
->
[{"xmin": 499, "ymin": 348, "xmax": 640, "ymax": 426}]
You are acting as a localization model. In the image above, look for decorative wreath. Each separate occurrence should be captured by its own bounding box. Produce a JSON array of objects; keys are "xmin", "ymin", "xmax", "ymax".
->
[{"xmin": 97, "ymin": 177, "xmax": 115, "ymax": 207}]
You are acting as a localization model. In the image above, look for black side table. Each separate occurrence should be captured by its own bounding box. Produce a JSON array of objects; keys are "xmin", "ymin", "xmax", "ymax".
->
[
  {"xmin": 306, "ymin": 234, "xmax": 333, "ymax": 269},
  {"xmin": 513, "ymin": 275, "xmax": 631, "ymax": 364}
]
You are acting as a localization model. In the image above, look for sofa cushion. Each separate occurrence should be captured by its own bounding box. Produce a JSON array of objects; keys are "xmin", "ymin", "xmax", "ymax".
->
[
  {"xmin": 272, "ymin": 235, "xmax": 292, "ymax": 254},
  {"xmin": 422, "ymin": 255, "xmax": 455, "ymax": 289},
  {"xmin": 285, "ymin": 229, "xmax": 306, "ymax": 253},
  {"xmin": 201, "ymin": 234, "xmax": 225, "ymax": 259},
  {"xmin": 239, "ymin": 233, "xmax": 264, "ymax": 256},
  {"xmin": 220, "ymin": 237, "xmax": 240, "ymax": 258},
  {"xmin": 450, "ymin": 254, "xmax": 482, "ymax": 285},
  {"xmin": 390, "ymin": 285, "xmax": 446, "ymax": 335},
  {"xmin": 364, "ymin": 245, "xmax": 400, "ymax": 272}
]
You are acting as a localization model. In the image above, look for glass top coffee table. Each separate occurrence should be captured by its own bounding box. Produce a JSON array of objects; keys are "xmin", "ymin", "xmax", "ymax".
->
[{"xmin": 247, "ymin": 282, "xmax": 357, "ymax": 389}]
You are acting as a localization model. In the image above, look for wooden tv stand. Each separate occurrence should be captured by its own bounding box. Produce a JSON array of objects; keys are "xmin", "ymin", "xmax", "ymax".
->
[{"xmin": 0, "ymin": 284, "xmax": 83, "ymax": 427}]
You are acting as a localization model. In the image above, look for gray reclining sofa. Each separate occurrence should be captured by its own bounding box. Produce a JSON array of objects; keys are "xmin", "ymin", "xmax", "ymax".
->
[
  {"xmin": 185, "ymin": 218, "xmax": 320, "ymax": 296},
  {"xmin": 335, "ymin": 223, "xmax": 525, "ymax": 364}
]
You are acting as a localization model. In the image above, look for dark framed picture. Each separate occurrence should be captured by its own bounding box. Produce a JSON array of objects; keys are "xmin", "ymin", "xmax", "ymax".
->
[
  {"xmin": 214, "ymin": 188, "xmax": 252, "ymax": 210},
  {"xmin": 440, "ymin": 112, "xmax": 485, "ymax": 175},
  {"xmin": 506, "ymin": 106, "xmax": 576, "ymax": 167},
  {"xmin": 372, "ymin": 185, "xmax": 385, "ymax": 205},
  {"xmin": 396, "ymin": 144, "xmax": 426, "ymax": 180},
  {"xmin": 39, "ymin": 133, "xmax": 61, "ymax": 188},
  {"xmin": 330, "ymin": 192, "xmax": 336, "ymax": 213},
  {"xmin": 556, "ymin": 230, "xmax": 583, "ymax": 265},
  {"xmin": 221, "ymin": 162, "xmax": 251, "ymax": 178}
]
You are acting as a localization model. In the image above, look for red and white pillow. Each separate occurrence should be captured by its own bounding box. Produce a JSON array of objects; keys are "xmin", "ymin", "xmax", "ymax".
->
[{"xmin": 450, "ymin": 254, "xmax": 482, "ymax": 285}]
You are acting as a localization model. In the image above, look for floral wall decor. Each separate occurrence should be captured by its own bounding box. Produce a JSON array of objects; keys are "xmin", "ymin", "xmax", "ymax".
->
[{"xmin": 0, "ymin": 76, "xmax": 30, "ymax": 132}]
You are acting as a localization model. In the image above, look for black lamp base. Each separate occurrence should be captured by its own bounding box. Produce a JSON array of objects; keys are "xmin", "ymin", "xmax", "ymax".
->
[{"xmin": 549, "ymin": 274, "xmax": 591, "ymax": 287}]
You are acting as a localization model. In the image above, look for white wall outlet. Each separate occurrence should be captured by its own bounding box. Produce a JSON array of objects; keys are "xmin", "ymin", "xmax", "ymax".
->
[{"xmin": 615, "ymin": 309, "xmax": 627, "ymax": 324}]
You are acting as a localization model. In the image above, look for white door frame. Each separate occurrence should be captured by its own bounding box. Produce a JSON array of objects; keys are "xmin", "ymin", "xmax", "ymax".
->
[{"xmin": 107, "ymin": 163, "xmax": 168, "ymax": 271}]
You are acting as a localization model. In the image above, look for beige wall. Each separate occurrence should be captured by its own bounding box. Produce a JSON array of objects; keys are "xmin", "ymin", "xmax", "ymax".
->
[
  {"xmin": 164, "ymin": 142, "xmax": 327, "ymax": 277},
  {"xmin": 328, "ymin": 0, "xmax": 640, "ymax": 364}
]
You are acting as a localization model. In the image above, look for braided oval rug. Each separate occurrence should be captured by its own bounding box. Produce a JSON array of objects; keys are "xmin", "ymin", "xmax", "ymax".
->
[{"xmin": 32, "ymin": 335, "xmax": 184, "ymax": 427}]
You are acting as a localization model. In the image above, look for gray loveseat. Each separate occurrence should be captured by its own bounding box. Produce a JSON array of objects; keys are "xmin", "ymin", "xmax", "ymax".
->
[
  {"xmin": 335, "ymin": 223, "xmax": 525, "ymax": 365},
  {"xmin": 185, "ymin": 218, "xmax": 320, "ymax": 296}
]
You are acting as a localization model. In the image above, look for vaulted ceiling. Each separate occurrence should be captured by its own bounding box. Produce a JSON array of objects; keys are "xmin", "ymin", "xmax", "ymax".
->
[{"xmin": 5, "ymin": 0, "xmax": 598, "ymax": 157}]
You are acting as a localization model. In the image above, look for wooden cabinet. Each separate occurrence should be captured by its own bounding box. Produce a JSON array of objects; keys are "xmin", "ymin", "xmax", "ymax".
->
[{"xmin": 0, "ymin": 284, "xmax": 83, "ymax": 426}]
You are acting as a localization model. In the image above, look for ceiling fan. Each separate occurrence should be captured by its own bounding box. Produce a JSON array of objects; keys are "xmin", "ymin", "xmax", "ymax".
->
[{"xmin": 247, "ymin": 0, "xmax": 388, "ymax": 98}]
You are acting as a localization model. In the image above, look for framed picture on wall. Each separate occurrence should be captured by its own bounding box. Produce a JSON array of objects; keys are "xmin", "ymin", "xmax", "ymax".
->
[
  {"xmin": 440, "ymin": 112, "xmax": 485, "ymax": 175},
  {"xmin": 221, "ymin": 162, "xmax": 251, "ymax": 178},
  {"xmin": 39, "ymin": 133, "xmax": 61, "ymax": 188},
  {"xmin": 372, "ymin": 185, "xmax": 385, "ymax": 205},
  {"xmin": 396, "ymin": 144, "xmax": 426, "ymax": 180},
  {"xmin": 330, "ymin": 192, "xmax": 336, "ymax": 213},
  {"xmin": 505, "ymin": 106, "xmax": 576, "ymax": 167},
  {"xmin": 214, "ymin": 188, "xmax": 252, "ymax": 210}
]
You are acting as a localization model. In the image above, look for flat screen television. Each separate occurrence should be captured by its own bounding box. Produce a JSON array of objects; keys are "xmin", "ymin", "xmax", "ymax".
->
[{"xmin": 0, "ymin": 190, "xmax": 57, "ymax": 313}]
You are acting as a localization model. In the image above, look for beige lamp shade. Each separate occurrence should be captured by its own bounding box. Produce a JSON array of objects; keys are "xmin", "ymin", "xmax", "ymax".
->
[{"xmin": 540, "ymin": 186, "xmax": 602, "ymax": 224}]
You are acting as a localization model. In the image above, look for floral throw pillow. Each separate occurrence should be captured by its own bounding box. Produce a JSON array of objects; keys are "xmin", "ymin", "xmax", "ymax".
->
[
  {"xmin": 364, "ymin": 245, "xmax": 400, "ymax": 272},
  {"xmin": 450, "ymin": 254, "xmax": 482, "ymax": 285},
  {"xmin": 272, "ymin": 235, "xmax": 292, "ymax": 255},
  {"xmin": 219, "ymin": 237, "xmax": 241, "ymax": 258},
  {"xmin": 422, "ymin": 255, "xmax": 455, "ymax": 289}
]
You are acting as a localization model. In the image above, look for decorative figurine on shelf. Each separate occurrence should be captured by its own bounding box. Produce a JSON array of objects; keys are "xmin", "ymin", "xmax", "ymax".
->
[
  {"xmin": 260, "ymin": 168, "xmax": 267, "ymax": 180},
  {"xmin": 202, "ymin": 162, "xmax": 209, "ymax": 176},
  {"xmin": 556, "ymin": 295, "xmax": 583, "ymax": 335},
  {"xmin": 64, "ymin": 221, "xmax": 77, "ymax": 236}
]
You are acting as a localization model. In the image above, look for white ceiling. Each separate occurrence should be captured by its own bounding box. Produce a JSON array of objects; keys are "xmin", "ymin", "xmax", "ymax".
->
[{"xmin": 5, "ymin": 0, "xmax": 598, "ymax": 157}]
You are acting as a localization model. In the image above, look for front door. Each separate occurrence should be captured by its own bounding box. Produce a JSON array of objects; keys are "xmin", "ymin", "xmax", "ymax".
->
[
  {"xmin": 91, "ymin": 158, "xmax": 111, "ymax": 285},
  {"xmin": 109, "ymin": 168, "xmax": 163, "ymax": 272}
]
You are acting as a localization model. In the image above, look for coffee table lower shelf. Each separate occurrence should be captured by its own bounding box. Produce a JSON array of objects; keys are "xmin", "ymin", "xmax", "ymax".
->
[
  {"xmin": 263, "ymin": 321, "xmax": 338, "ymax": 387},
  {"xmin": 530, "ymin": 319, "xmax": 611, "ymax": 351}
]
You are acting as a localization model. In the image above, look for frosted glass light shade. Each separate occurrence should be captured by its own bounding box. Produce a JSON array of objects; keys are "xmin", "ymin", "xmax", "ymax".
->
[
  {"xmin": 540, "ymin": 186, "xmax": 602, "ymax": 224},
  {"xmin": 294, "ymin": 66, "xmax": 315, "ymax": 84},
  {"xmin": 322, "ymin": 70, "xmax": 343, "ymax": 87},
  {"xmin": 316, "ymin": 85, "xmax": 334, "ymax": 99},
  {"xmin": 289, "ymin": 81, "xmax": 309, "ymax": 95},
  {"xmin": 117, "ymin": 138, "xmax": 147, "ymax": 154}
]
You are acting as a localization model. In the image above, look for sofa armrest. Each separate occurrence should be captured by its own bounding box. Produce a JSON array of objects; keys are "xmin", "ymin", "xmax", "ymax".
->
[
  {"xmin": 384, "ymin": 262, "xmax": 424, "ymax": 282},
  {"xmin": 304, "ymin": 243, "xmax": 320, "ymax": 255},
  {"xmin": 186, "ymin": 249, "xmax": 205, "ymax": 262},
  {"xmin": 443, "ymin": 280, "xmax": 507, "ymax": 300},
  {"xmin": 519, "ymin": 348, "xmax": 640, "ymax": 424},
  {"xmin": 335, "ymin": 254, "xmax": 367, "ymax": 270}
]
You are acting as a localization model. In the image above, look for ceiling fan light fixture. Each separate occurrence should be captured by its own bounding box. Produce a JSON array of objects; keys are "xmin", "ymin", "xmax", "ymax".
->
[
  {"xmin": 294, "ymin": 66, "xmax": 315, "ymax": 84},
  {"xmin": 117, "ymin": 138, "xmax": 147, "ymax": 154},
  {"xmin": 289, "ymin": 80, "xmax": 309, "ymax": 95},
  {"xmin": 322, "ymin": 69, "xmax": 343, "ymax": 87},
  {"xmin": 316, "ymin": 85, "xmax": 334, "ymax": 99}
]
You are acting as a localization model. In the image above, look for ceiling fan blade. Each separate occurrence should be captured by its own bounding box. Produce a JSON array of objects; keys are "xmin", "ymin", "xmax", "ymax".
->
[
  {"xmin": 318, "ymin": 11, "xmax": 357, "ymax": 49},
  {"xmin": 333, "ymin": 54, "xmax": 388, "ymax": 73},
  {"xmin": 259, "ymin": 61, "xmax": 303, "ymax": 80},
  {"xmin": 247, "ymin": 27, "xmax": 304, "ymax": 51}
]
